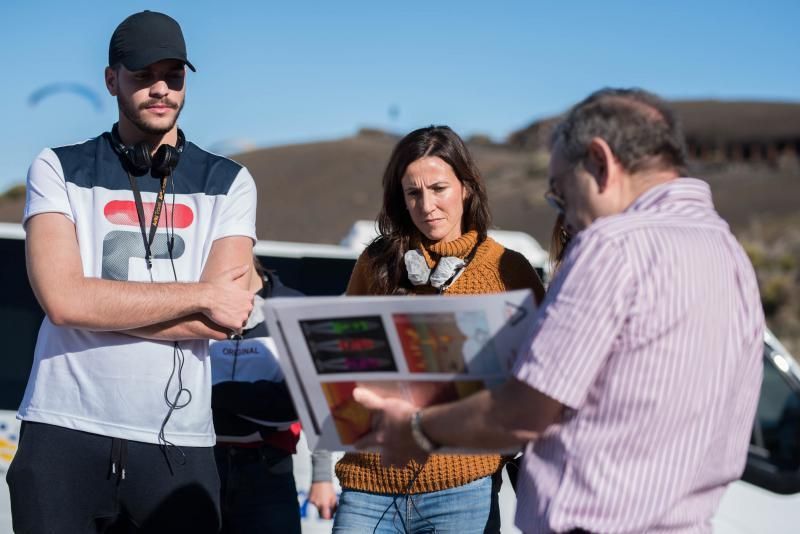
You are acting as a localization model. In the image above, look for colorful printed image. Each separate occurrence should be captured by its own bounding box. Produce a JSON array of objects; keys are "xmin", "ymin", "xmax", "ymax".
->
[
  {"xmin": 321, "ymin": 380, "xmax": 484, "ymax": 445},
  {"xmin": 393, "ymin": 311, "xmax": 501, "ymax": 374},
  {"xmin": 320, "ymin": 382, "xmax": 372, "ymax": 444},
  {"xmin": 301, "ymin": 316, "xmax": 397, "ymax": 374}
]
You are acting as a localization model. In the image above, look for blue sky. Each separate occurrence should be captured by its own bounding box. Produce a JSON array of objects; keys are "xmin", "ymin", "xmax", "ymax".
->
[{"xmin": 1, "ymin": 0, "xmax": 798, "ymax": 191}]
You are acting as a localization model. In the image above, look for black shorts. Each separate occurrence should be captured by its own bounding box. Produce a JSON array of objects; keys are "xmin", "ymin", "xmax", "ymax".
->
[{"xmin": 6, "ymin": 421, "xmax": 221, "ymax": 534}]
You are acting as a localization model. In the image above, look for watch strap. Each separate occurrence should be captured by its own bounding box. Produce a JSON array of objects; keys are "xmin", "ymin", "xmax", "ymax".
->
[{"xmin": 410, "ymin": 410, "xmax": 439, "ymax": 453}]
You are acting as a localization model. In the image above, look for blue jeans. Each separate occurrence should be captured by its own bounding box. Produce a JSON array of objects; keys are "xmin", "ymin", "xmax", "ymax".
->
[{"xmin": 332, "ymin": 474, "xmax": 501, "ymax": 534}]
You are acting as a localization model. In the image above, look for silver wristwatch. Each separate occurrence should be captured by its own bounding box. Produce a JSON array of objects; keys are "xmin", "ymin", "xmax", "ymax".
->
[{"xmin": 410, "ymin": 410, "xmax": 439, "ymax": 453}]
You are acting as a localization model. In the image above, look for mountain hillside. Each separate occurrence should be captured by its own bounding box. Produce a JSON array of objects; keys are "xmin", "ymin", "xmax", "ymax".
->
[{"xmin": 1, "ymin": 101, "xmax": 797, "ymax": 351}]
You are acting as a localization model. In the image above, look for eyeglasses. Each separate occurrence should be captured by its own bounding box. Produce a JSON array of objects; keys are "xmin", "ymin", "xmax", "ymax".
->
[{"xmin": 544, "ymin": 186, "xmax": 566, "ymax": 214}]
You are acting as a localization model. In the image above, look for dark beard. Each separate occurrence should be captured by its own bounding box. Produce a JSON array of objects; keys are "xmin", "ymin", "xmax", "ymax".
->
[{"xmin": 117, "ymin": 94, "xmax": 184, "ymax": 136}]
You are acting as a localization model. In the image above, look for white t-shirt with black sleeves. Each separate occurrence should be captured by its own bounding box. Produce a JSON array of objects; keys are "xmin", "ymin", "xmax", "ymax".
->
[{"xmin": 19, "ymin": 132, "xmax": 257, "ymax": 447}]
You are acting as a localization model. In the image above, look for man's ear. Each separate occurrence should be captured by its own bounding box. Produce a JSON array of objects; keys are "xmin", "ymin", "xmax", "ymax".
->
[
  {"xmin": 104, "ymin": 67, "xmax": 118, "ymax": 96},
  {"xmin": 585, "ymin": 138, "xmax": 613, "ymax": 193}
]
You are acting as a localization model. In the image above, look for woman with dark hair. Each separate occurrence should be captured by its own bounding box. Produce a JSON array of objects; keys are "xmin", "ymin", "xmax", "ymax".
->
[{"xmin": 332, "ymin": 126, "xmax": 545, "ymax": 533}]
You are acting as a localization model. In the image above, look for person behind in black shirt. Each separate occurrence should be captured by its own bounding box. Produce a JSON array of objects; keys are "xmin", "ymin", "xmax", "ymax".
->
[{"xmin": 211, "ymin": 256, "xmax": 336, "ymax": 533}]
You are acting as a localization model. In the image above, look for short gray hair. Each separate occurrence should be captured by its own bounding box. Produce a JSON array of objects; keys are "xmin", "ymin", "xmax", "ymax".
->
[{"xmin": 551, "ymin": 88, "xmax": 688, "ymax": 175}]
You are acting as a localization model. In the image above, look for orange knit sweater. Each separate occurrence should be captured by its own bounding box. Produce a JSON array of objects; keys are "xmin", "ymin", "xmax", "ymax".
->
[{"xmin": 336, "ymin": 231, "xmax": 544, "ymax": 494}]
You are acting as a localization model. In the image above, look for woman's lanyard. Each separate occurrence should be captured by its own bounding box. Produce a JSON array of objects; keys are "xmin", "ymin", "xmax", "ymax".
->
[
  {"xmin": 127, "ymin": 171, "xmax": 168, "ymax": 270},
  {"xmin": 437, "ymin": 238, "xmax": 482, "ymax": 294}
]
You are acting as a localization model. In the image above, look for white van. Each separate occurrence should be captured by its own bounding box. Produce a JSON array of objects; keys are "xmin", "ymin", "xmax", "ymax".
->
[{"xmin": 1, "ymin": 222, "xmax": 799, "ymax": 533}]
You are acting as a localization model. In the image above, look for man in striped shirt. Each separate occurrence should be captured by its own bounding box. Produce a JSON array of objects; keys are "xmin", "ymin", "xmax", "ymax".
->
[{"xmin": 355, "ymin": 88, "xmax": 765, "ymax": 533}]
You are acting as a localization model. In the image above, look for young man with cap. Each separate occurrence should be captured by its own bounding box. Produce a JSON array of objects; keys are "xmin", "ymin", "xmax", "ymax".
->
[{"xmin": 7, "ymin": 11, "xmax": 257, "ymax": 533}]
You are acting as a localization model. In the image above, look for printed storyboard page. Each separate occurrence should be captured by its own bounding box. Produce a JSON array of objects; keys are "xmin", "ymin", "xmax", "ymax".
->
[{"xmin": 264, "ymin": 290, "xmax": 536, "ymax": 451}]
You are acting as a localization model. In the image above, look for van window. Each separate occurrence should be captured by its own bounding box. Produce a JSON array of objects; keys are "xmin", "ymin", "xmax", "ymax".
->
[
  {"xmin": 743, "ymin": 345, "xmax": 800, "ymax": 494},
  {"xmin": 258, "ymin": 256, "xmax": 355, "ymax": 296},
  {"xmin": 752, "ymin": 347, "xmax": 800, "ymax": 471}
]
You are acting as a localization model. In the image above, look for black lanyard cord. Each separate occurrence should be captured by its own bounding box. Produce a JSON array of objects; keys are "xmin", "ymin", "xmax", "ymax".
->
[
  {"xmin": 127, "ymin": 171, "xmax": 168, "ymax": 269},
  {"xmin": 167, "ymin": 173, "xmax": 179, "ymax": 281},
  {"xmin": 125, "ymin": 171, "xmax": 189, "ymax": 471},
  {"xmin": 436, "ymin": 237, "xmax": 482, "ymax": 294}
]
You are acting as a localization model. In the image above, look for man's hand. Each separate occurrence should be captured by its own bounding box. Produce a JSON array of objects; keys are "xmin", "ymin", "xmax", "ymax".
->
[
  {"xmin": 352, "ymin": 387, "xmax": 429, "ymax": 466},
  {"xmin": 353, "ymin": 379, "xmax": 562, "ymax": 457},
  {"xmin": 199, "ymin": 263, "xmax": 254, "ymax": 333},
  {"xmin": 124, "ymin": 235, "xmax": 256, "ymax": 341},
  {"xmin": 308, "ymin": 481, "xmax": 338, "ymax": 520}
]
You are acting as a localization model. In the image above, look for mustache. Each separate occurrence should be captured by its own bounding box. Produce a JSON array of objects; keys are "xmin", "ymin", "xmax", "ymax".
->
[{"xmin": 139, "ymin": 99, "xmax": 179, "ymax": 110}]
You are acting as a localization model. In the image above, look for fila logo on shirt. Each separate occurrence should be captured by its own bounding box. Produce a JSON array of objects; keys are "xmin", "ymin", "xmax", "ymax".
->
[{"xmin": 101, "ymin": 200, "xmax": 194, "ymax": 280}]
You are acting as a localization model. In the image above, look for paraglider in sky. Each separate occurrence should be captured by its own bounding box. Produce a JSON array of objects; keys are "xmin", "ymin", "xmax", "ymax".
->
[{"xmin": 28, "ymin": 83, "xmax": 103, "ymax": 112}]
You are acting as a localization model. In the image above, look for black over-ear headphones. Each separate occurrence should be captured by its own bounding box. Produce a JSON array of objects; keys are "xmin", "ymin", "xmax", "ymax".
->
[{"xmin": 108, "ymin": 123, "xmax": 185, "ymax": 176}]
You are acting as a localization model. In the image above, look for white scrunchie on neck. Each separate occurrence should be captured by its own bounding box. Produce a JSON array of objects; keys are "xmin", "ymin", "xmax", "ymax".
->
[{"xmin": 404, "ymin": 249, "xmax": 466, "ymax": 289}]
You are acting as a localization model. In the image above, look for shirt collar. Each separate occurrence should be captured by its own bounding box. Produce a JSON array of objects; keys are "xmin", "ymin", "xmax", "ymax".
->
[{"xmin": 626, "ymin": 177, "xmax": 713, "ymax": 214}]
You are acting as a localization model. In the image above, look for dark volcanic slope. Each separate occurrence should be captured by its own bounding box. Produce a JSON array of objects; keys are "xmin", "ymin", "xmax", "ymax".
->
[
  {"xmin": 231, "ymin": 131, "xmax": 395, "ymax": 244},
  {"xmin": 673, "ymin": 101, "xmax": 800, "ymax": 143},
  {"xmin": 2, "ymin": 100, "xmax": 797, "ymax": 248},
  {"xmin": 231, "ymin": 130, "xmax": 555, "ymax": 244},
  {"xmin": 0, "ymin": 130, "xmax": 554, "ymax": 244},
  {"xmin": 1, "ymin": 135, "xmax": 796, "ymax": 247},
  {"xmin": 231, "ymin": 122, "xmax": 800, "ymax": 246},
  {"xmin": 509, "ymin": 100, "xmax": 800, "ymax": 149}
]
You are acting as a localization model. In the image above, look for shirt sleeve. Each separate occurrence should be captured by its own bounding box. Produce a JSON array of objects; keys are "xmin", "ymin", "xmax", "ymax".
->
[
  {"xmin": 23, "ymin": 148, "xmax": 74, "ymax": 226},
  {"xmin": 512, "ymin": 229, "xmax": 633, "ymax": 409},
  {"xmin": 310, "ymin": 450, "xmax": 333, "ymax": 482},
  {"xmin": 211, "ymin": 166, "xmax": 257, "ymax": 242}
]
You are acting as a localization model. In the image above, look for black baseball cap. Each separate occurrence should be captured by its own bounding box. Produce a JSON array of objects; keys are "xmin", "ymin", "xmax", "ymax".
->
[{"xmin": 108, "ymin": 11, "xmax": 196, "ymax": 72}]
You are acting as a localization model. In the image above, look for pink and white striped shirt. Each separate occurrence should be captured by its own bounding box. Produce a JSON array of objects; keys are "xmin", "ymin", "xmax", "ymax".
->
[{"xmin": 513, "ymin": 178, "xmax": 764, "ymax": 533}]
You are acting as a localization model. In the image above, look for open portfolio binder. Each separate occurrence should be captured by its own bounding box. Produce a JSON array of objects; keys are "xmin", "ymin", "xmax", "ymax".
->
[{"xmin": 263, "ymin": 289, "xmax": 537, "ymax": 452}]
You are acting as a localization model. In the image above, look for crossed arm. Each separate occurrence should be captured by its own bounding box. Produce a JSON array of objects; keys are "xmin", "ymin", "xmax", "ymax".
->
[{"xmin": 26, "ymin": 212, "xmax": 254, "ymax": 341}]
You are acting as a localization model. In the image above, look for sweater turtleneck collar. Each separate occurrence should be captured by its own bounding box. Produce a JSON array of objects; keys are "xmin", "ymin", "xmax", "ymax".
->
[{"xmin": 422, "ymin": 230, "xmax": 479, "ymax": 259}]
